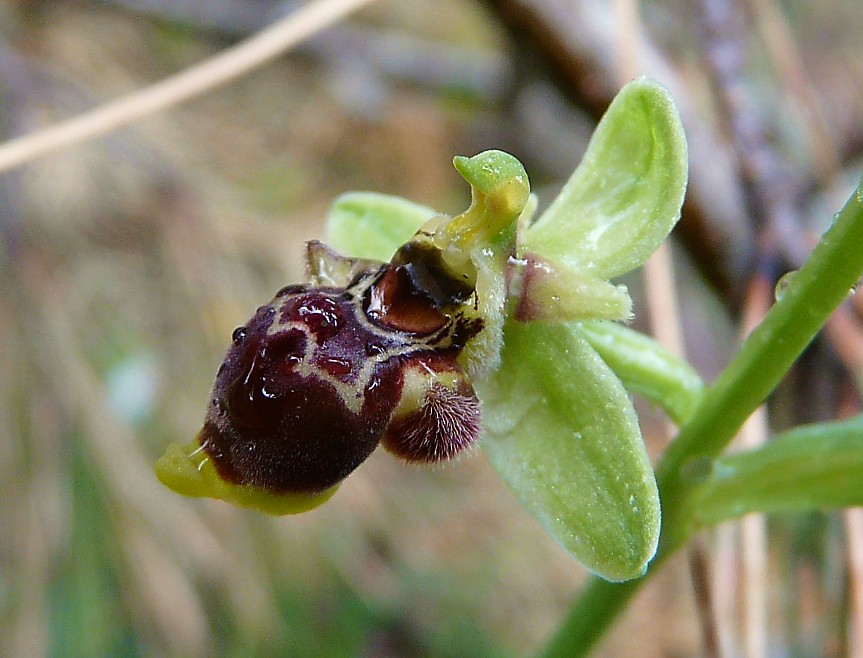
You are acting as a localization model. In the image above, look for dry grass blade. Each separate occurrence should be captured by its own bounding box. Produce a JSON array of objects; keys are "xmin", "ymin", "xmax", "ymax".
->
[
  {"xmin": 0, "ymin": 0, "xmax": 376, "ymax": 174},
  {"xmin": 735, "ymin": 276, "xmax": 774, "ymax": 658},
  {"xmin": 746, "ymin": 0, "xmax": 840, "ymax": 183},
  {"xmin": 845, "ymin": 508, "xmax": 863, "ymax": 657},
  {"xmin": 12, "ymin": 260, "xmax": 291, "ymax": 651}
]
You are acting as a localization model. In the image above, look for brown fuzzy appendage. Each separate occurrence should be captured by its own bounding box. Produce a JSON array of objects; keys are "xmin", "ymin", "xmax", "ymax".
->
[{"xmin": 381, "ymin": 382, "xmax": 481, "ymax": 463}]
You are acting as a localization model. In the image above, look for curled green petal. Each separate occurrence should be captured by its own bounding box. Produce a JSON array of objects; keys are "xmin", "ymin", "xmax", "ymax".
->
[
  {"xmin": 522, "ymin": 78, "xmax": 688, "ymax": 279},
  {"xmin": 684, "ymin": 415, "xmax": 863, "ymax": 529},
  {"xmin": 326, "ymin": 191, "xmax": 435, "ymax": 261},
  {"xmin": 578, "ymin": 320, "xmax": 704, "ymax": 425},
  {"xmin": 155, "ymin": 439, "xmax": 337, "ymax": 515},
  {"xmin": 478, "ymin": 320, "xmax": 660, "ymax": 582}
]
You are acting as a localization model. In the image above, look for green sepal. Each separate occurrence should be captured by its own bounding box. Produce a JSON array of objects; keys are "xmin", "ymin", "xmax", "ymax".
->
[
  {"xmin": 683, "ymin": 415, "xmax": 863, "ymax": 529},
  {"xmin": 155, "ymin": 440, "xmax": 337, "ymax": 515},
  {"xmin": 578, "ymin": 320, "xmax": 704, "ymax": 425},
  {"xmin": 521, "ymin": 78, "xmax": 688, "ymax": 279},
  {"xmin": 326, "ymin": 191, "xmax": 435, "ymax": 261},
  {"xmin": 478, "ymin": 320, "xmax": 661, "ymax": 581}
]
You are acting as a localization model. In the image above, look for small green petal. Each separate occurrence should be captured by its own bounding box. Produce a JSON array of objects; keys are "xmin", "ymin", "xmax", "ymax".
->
[
  {"xmin": 155, "ymin": 440, "xmax": 337, "ymax": 515},
  {"xmin": 305, "ymin": 240, "xmax": 384, "ymax": 287},
  {"xmin": 478, "ymin": 320, "xmax": 661, "ymax": 581},
  {"xmin": 522, "ymin": 78, "xmax": 688, "ymax": 279},
  {"xmin": 421, "ymin": 151, "xmax": 528, "ymax": 289},
  {"xmin": 326, "ymin": 191, "xmax": 435, "ymax": 261},
  {"xmin": 578, "ymin": 320, "xmax": 705, "ymax": 425},
  {"xmin": 510, "ymin": 253, "xmax": 632, "ymax": 323}
]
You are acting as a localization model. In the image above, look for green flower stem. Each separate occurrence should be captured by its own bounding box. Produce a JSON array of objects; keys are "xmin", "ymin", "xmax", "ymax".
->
[
  {"xmin": 657, "ymin": 181, "xmax": 863, "ymax": 534},
  {"xmin": 541, "ymin": 576, "xmax": 643, "ymax": 658},
  {"xmin": 540, "ymin": 179, "xmax": 863, "ymax": 657}
]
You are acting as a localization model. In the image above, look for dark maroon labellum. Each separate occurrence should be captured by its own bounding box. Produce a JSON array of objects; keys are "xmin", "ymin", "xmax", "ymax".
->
[{"xmin": 198, "ymin": 249, "xmax": 484, "ymax": 495}]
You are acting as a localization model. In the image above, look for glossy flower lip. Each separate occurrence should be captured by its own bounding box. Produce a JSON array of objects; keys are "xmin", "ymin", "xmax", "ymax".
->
[
  {"xmin": 156, "ymin": 272, "xmax": 484, "ymax": 513},
  {"xmin": 155, "ymin": 167, "xmax": 513, "ymax": 512},
  {"xmin": 153, "ymin": 151, "xmax": 532, "ymax": 515},
  {"xmin": 197, "ymin": 284, "xmax": 409, "ymax": 496}
]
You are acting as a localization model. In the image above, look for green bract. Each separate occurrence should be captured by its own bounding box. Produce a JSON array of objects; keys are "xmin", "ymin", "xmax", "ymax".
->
[
  {"xmin": 327, "ymin": 78, "xmax": 688, "ymax": 581},
  {"xmin": 579, "ymin": 320, "xmax": 704, "ymax": 426},
  {"xmin": 684, "ymin": 416, "xmax": 863, "ymax": 528}
]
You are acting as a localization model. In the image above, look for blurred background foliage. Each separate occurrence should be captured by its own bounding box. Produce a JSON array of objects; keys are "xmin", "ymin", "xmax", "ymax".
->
[{"xmin": 1, "ymin": 1, "xmax": 863, "ymax": 656}]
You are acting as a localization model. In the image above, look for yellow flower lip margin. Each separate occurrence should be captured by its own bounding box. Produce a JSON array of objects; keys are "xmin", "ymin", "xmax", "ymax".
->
[{"xmin": 155, "ymin": 435, "xmax": 338, "ymax": 515}]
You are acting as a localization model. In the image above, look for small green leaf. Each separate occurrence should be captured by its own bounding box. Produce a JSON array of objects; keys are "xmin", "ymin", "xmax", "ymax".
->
[
  {"xmin": 326, "ymin": 191, "xmax": 435, "ymax": 261},
  {"xmin": 478, "ymin": 320, "xmax": 661, "ymax": 581},
  {"xmin": 578, "ymin": 320, "xmax": 704, "ymax": 425},
  {"xmin": 521, "ymin": 78, "xmax": 688, "ymax": 279},
  {"xmin": 685, "ymin": 415, "xmax": 863, "ymax": 528}
]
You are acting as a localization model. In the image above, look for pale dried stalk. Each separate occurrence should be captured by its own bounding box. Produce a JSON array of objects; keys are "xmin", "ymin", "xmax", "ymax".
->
[
  {"xmin": 736, "ymin": 412, "xmax": 769, "ymax": 658},
  {"xmin": 746, "ymin": 0, "xmax": 839, "ymax": 183},
  {"xmin": 711, "ymin": 522, "xmax": 739, "ymax": 657},
  {"xmin": 0, "ymin": 0, "xmax": 376, "ymax": 173},
  {"xmin": 646, "ymin": 245, "xmax": 725, "ymax": 658},
  {"xmin": 828, "ymin": 302, "xmax": 863, "ymax": 656},
  {"xmin": 735, "ymin": 275, "xmax": 773, "ymax": 658},
  {"xmin": 643, "ymin": 244, "xmax": 686, "ymax": 392},
  {"xmin": 612, "ymin": 2, "xmax": 721, "ymax": 656},
  {"xmin": 825, "ymin": 305, "xmax": 863, "ymax": 380},
  {"xmin": 613, "ymin": 0, "xmax": 641, "ymax": 85},
  {"xmin": 845, "ymin": 508, "xmax": 863, "ymax": 657}
]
